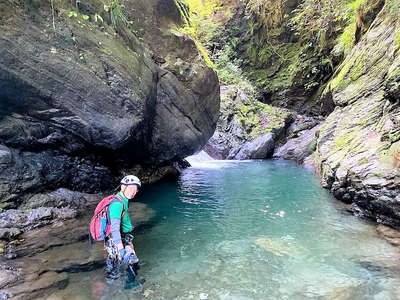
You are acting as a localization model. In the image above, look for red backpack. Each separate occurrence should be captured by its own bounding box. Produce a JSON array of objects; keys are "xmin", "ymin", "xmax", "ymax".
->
[{"xmin": 89, "ymin": 195, "xmax": 125, "ymax": 242}]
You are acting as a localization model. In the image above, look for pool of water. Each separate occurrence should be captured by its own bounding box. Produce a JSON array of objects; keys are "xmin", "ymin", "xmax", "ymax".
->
[{"xmin": 48, "ymin": 160, "xmax": 400, "ymax": 299}]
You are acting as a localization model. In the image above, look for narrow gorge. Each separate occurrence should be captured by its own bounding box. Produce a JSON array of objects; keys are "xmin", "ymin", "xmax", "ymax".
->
[{"xmin": 0, "ymin": 0, "xmax": 399, "ymax": 299}]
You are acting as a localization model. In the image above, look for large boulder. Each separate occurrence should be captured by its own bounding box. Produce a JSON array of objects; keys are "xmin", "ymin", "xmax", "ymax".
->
[
  {"xmin": 227, "ymin": 133, "xmax": 275, "ymax": 160},
  {"xmin": 273, "ymin": 118, "xmax": 322, "ymax": 164},
  {"xmin": 0, "ymin": 0, "xmax": 220, "ymax": 208},
  {"xmin": 205, "ymin": 85, "xmax": 292, "ymax": 159},
  {"xmin": 315, "ymin": 7, "xmax": 400, "ymax": 227}
]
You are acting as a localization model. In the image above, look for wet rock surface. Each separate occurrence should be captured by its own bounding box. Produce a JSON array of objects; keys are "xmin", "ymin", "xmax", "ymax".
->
[
  {"xmin": 0, "ymin": 189, "xmax": 99, "ymax": 243},
  {"xmin": 273, "ymin": 115, "xmax": 322, "ymax": 164},
  {"xmin": 205, "ymin": 85, "xmax": 293, "ymax": 160},
  {"xmin": 228, "ymin": 133, "xmax": 275, "ymax": 160},
  {"xmin": 0, "ymin": 200, "xmax": 155, "ymax": 300},
  {"xmin": 0, "ymin": 0, "xmax": 219, "ymax": 208},
  {"xmin": 315, "ymin": 11, "xmax": 400, "ymax": 228}
]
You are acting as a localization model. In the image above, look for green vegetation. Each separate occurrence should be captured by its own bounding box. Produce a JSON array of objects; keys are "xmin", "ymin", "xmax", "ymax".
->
[
  {"xmin": 290, "ymin": 0, "xmax": 350, "ymax": 52},
  {"xmin": 49, "ymin": 0, "xmax": 128, "ymax": 30},
  {"xmin": 104, "ymin": 0, "xmax": 128, "ymax": 29},
  {"xmin": 338, "ymin": 0, "xmax": 369, "ymax": 55},
  {"xmin": 335, "ymin": 131, "xmax": 359, "ymax": 148},
  {"xmin": 172, "ymin": 0, "xmax": 224, "ymax": 67},
  {"xmin": 213, "ymin": 42, "xmax": 256, "ymax": 95},
  {"xmin": 174, "ymin": 0, "xmax": 258, "ymax": 91},
  {"xmin": 288, "ymin": 0, "xmax": 370, "ymax": 56},
  {"xmin": 176, "ymin": 0, "xmax": 223, "ymax": 44},
  {"xmin": 246, "ymin": 0, "xmax": 284, "ymax": 30},
  {"xmin": 386, "ymin": 0, "xmax": 400, "ymax": 17},
  {"xmin": 395, "ymin": 30, "xmax": 400, "ymax": 48},
  {"xmin": 327, "ymin": 51, "xmax": 366, "ymax": 91},
  {"xmin": 339, "ymin": 22, "xmax": 357, "ymax": 55},
  {"xmin": 236, "ymin": 101, "xmax": 289, "ymax": 138}
]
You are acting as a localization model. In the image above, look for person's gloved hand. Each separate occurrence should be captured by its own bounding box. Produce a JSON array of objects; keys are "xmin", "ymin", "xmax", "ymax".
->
[
  {"xmin": 125, "ymin": 245, "xmax": 134, "ymax": 256},
  {"xmin": 118, "ymin": 246, "xmax": 133, "ymax": 265},
  {"xmin": 118, "ymin": 248, "xmax": 126, "ymax": 261},
  {"xmin": 125, "ymin": 245, "xmax": 139, "ymax": 264}
]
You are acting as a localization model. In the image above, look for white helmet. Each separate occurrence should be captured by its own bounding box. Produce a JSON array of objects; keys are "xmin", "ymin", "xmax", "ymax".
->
[{"xmin": 120, "ymin": 175, "xmax": 141, "ymax": 187}]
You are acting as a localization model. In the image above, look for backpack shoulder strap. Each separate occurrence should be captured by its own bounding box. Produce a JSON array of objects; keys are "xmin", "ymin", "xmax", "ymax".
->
[
  {"xmin": 110, "ymin": 195, "xmax": 126, "ymax": 216},
  {"xmin": 106, "ymin": 195, "xmax": 126, "ymax": 225}
]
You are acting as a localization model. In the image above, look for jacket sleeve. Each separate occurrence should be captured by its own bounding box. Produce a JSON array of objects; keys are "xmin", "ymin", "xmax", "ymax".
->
[
  {"xmin": 109, "ymin": 201, "xmax": 124, "ymax": 245},
  {"xmin": 110, "ymin": 218, "xmax": 122, "ymax": 245}
]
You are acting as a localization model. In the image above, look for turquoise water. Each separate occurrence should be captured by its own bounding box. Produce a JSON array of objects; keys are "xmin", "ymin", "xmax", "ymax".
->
[{"xmin": 49, "ymin": 160, "xmax": 400, "ymax": 299}]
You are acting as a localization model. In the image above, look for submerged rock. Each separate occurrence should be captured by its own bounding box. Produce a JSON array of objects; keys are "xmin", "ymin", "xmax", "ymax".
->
[
  {"xmin": 0, "ymin": 201, "xmax": 154, "ymax": 299},
  {"xmin": 255, "ymin": 237, "xmax": 301, "ymax": 257},
  {"xmin": 376, "ymin": 224, "xmax": 400, "ymax": 247}
]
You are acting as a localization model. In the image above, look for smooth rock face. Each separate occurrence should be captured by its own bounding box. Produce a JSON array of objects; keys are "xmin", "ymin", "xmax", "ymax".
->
[
  {"xmin": 228, "ymin": 133, "xmax": 275, "ymax": 160},
  {"xmin": 315, "ymin": 10, "xmax": 400, "ymax": 227},
  {"xmin": 0, "ymin": 0, "xmax": 220, "ymax": 208},
  {"xmin": 273, "ymin": 122, "xmax": 321, "ymax": 164}
]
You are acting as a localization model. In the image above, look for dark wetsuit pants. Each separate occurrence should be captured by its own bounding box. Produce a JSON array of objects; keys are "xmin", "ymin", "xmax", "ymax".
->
[{"xmin": 104, "ymin": 237, "xmax": 138, "ymax": 283}]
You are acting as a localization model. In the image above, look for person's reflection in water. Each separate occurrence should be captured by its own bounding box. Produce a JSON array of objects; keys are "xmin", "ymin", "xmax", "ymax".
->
[
  {"xmin": 91, "ymin": 274, "xmax": 111, "ymax": 299},
  {"xmin": 92, "ymin": 271, "xmax": 144, "ymax": 300}
]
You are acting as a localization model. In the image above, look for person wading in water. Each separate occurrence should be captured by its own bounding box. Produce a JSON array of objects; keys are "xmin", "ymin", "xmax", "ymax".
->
[{"xmin": 104, "ymin": 175, "xmax": 141, "ymax": 281}]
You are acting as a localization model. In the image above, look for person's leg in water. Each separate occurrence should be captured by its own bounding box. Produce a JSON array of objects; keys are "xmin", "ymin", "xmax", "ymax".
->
[
  {"xmin": 104, "ymin": 238, "xmax": 123, "ymax": 282},
  {"xmin": 120, "ymin": 234, "xmax": 145, "ymax": 289},
  {"xmin": 105, "ymin": 256, "xmax": 121, "ymax": 281}
]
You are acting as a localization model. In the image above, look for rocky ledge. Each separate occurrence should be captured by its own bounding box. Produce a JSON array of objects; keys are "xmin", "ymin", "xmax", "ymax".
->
[
  {"xmin": 0, "ymin": 190, "xmax": 155, "ymax": 300},
  {"xmin": 314, "ymin": 7, "xmax": 400, "ymax": 228}
]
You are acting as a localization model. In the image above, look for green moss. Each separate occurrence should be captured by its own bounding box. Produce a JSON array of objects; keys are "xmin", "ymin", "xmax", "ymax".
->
[
  {"xmin": 194, "ymin": 39, "xmax": 214, "ymax": 67},
  {"xmin": 386, "ymin": 0, "xmax": 400, "ymax": 17},
  {"xmin": 336, "ymin": 0, "xmax": 370, "ymax": 56},
  {"xmin": 246, "ymin": 41, "xmax": 259, "ymax": 64},
  {"xmin": 327, "ymin": 51, "xmax": 366, "ymax": 92},
  {"xmin": 349, "ymin": 58, "xmax": 365, "ymax": 80},
  {"xmin": 244, "ymin": 42, "xmax": 302, "ymax": 93},
  {"xmin": 378, "ymin": 142, "xmax": 400, "ymax": 165},
  {"xmin": 236, "ymin": 101, "xmax": 289, "ymax": 138},
  {"xmin": 388, "ymin": 129, "xmax": 400, "ymax": 143},
  {"xmin": 339, "ymin": 23, "xmax": 356, "ymax": 56},
  {"xmin": 348, "ymin": 0, "xmax": 369, "ymax": 11},
  {"xmin": 395, "ymin": 29, "xmax": 400, "ymax": 48},
  {"xmin": 326, "ymin": 62, "xmax": 348, "ymax": 91},
  {"xmin": 334, "ymin": 131, "xmax": 360, "ymax": 148}
]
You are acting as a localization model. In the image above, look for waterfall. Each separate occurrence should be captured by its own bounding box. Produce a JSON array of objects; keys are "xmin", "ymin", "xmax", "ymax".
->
[{"xmin": 185, "ymin": 151, "xmax": 214, "ymax": 165}]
